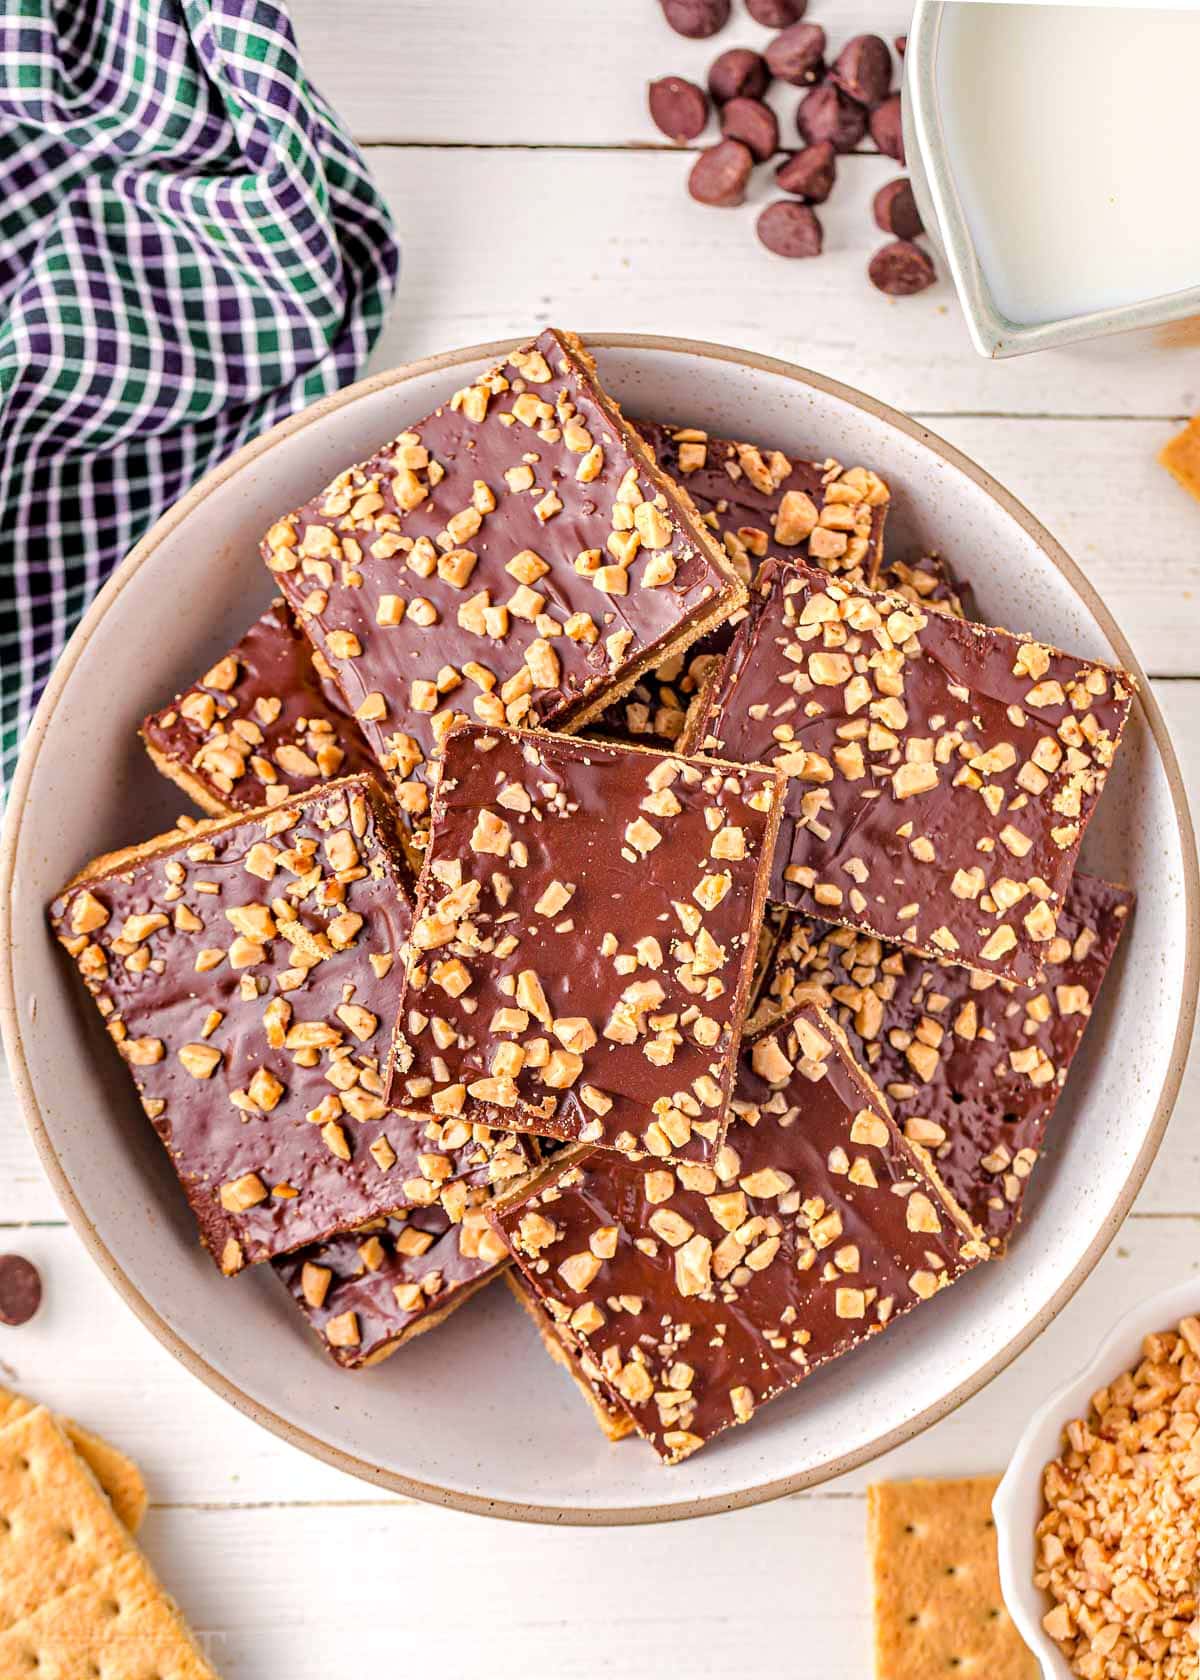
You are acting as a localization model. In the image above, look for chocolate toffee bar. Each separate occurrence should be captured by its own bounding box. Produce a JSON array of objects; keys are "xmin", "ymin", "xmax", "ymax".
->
[
  {"xmin": 141, "ymin": 599, "xmax": 376, "ymax": 817},
  {"xmin": 693, "ymin": 559, "xmax": 1134, "ymax": 986},
  {"xmin": 261, "ymin": 330, "xmax": 746, "ymax": 859},
  {"xmin": 752, "ymin": 873, "xmax": 1133, "ymax": 1248},
  {"xmin": 634, "ymin": 420, "xmax": 891, "ymax": 587},
  {"xmin": 591, "ymin": 420, "xmax": 892, "ymax": 749},
  {"xmin": 489, "ymin": 1003, "xmax": 987, "ymax": 1462},
  {"xmin": 49, "ymin": 777, "xmax": 453, "ymax": 1274},
  {"xmin": 391, "ymin": 722, "xmax": 784, "ymax": 1164},
  {"xmin": 275, "ymin": 1131, "xmax": 529, "ymax": 1368}
]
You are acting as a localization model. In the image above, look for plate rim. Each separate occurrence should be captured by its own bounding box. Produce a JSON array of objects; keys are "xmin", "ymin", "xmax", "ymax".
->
[{"xmin": 2, "ymin": 331, "xmax": 1196, "ymax": 1525}]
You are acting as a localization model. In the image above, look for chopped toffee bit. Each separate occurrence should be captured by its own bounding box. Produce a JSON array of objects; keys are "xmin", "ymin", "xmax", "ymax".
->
[
  {"xmin": 880, "ymin": 552, "xmax": 972, "ymax": 622},
  {"xmin": 752, "ymin": 873, "xmax": 1134, "ymax": 1247},
  {"xmin": 141, "ymin": 598, "xmax": 377, "ymax": 816},
  {"xmin": 1037, "ymin": 1318, "xmax": 1200, "ymax": 1679},
  {"xmin": 275, "ymin": 1142, "xmax": 529, "ymax": 1368},
  {"xmin": 391, "ymin": 722, "xmax": 784, "ymax": 1165},
  {"xmin": 591, "ymin": 418, "xmax": 891, "ymax": 748},
  {"xmin": 261, "ymin": 330, "xmax": 746, "ymax": 862},
  {"xmin": 48, "ymin": 777, "xmax": 468, "ymax": 1273},
  {"xmin": 489, "ymin": 1002, "xmax": 988, "ymax": 1462},
  {"xmin": 694, "ymin": 559, "xmax": 1134, "ymax": 986}
]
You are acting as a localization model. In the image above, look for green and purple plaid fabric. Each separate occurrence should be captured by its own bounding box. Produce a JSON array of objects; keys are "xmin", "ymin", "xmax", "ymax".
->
[{"xmin": 0, "ymin": 0, "xmax": 398, "ymax": 789}]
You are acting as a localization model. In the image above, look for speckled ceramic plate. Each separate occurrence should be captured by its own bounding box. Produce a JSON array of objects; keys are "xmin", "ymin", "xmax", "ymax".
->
[{"xmin": 2, "ymin": 336, "xmax": 1196, "ymax": 1523}]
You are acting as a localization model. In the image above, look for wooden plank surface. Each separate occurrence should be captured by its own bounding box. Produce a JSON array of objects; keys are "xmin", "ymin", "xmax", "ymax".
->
[{"xmin": 3, "ymin": 3, "xmax": 1200, "ymax": 1673}]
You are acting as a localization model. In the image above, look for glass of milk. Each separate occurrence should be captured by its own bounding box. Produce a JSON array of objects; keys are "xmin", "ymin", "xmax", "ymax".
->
[{"xmin": 905, "ymin": 1, "xmax": 1200, "ymax": 356}]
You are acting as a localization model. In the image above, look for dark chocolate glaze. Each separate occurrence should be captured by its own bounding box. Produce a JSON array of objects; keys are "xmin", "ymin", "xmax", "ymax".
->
[
  {"xmin": 490, "ymin": 1002, "xmax": 985, "ymax": 1462},
  {"xmin": 592, "ymin": 418, "xmax": 890, "ymax": 749},
  {"xmin": 262, "ymin": 331, "xmax": 741, "ymax": 847},
  {"xmin": 696, "ymin": 559, "xmax": 1134, "ymax": 986},
  {"xmin": 274, "ymin": 1179, "xmax": 516, "ymax": 1368},
  {"xmin": 47, "ymin": 779, "xmax": 469, "ymax": 1273},
  {"xmin": 141, "ymin": 599, "xmax": 377, "ymax": 813},
  {"xmin": 754, "ymin": 874, "xmax": 1133, "ymax": 1246},
  {"xmin": 390, "ymin": 723, "xmax": 782, "ymax": 1165}
]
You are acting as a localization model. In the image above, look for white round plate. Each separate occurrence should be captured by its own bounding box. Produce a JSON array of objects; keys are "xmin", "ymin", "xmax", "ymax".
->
[{"xmin": 2, "ymin": 336, "xmax": 1196, "ymax": 1524}]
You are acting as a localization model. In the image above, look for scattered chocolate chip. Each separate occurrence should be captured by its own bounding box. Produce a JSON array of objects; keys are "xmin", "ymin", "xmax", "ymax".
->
[
  {"xmin": 797, "ymin": 82, "xmax": 867, "ymax": 152},
  {"xmin": 869, "ymin": 92, "xmax": 905, "ymax": 162},
  {"xmin": 831, "ymin": 34, "xmax": 893, "ymax": 107},
  {"xmin": 746, "ymin": 0, "xmax": 805, "ymax": 24},
  {"xmin": 873, "ymin": 177, "xmax": 923, "ymax": 239},
  {"xmin": 0, "ymin": 1256, "xmax": 41, "ymax": 1326},
  {"xmin": 869, "ymin": 239, "xmax": 936, "ymax": 295},
  {"xmin": 721, "ymin": 95, "xmax": 779, "ymax": 162},
  {"xmin": 708, "ymin": 47, "xmax": 770, "ymax": 103},
  {"xmin": 688, "ymin": 138, "xmax": 755, "ymax": 206},
  {"xmin": 661, "ymin": 0, "xmax": 730, "ymax": 38},
  {"xmin": 775, "ymin": 140, "xmax": 836, "ymax": 202},
  {"xmin": 765, "ymin": 21, "xmax": 826, "ymax": 85},
  {"xmin": 895, "ymin": 34, "xmax": 907, "ymax": 57},
  {"xmin": 649, "ymin": 76, "xmax": 710, "ymax": 144},
  {"xmin": 757, "ymin": 200, "xmax": 823, "ymax": 257}
]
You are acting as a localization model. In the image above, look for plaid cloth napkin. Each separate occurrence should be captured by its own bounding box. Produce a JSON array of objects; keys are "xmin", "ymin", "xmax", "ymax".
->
[{"xmin": 0, "ymin": 0, "xmax": 399, "ymax": 789}]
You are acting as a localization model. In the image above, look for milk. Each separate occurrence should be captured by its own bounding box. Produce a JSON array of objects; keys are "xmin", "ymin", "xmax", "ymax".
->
[{"xmin": 936, "ymin": 3, "xmax": 1200, "ymax": 327}]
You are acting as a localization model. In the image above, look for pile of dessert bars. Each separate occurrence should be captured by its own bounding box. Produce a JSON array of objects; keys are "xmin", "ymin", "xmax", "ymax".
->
[{"xmin": 51, "ymin": 329, "xmax": 1134, "ymax": 1464}]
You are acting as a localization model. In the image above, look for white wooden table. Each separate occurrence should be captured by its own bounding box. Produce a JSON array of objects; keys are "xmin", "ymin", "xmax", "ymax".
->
[{"xmin": 3, "ymin": 4, "xmax": 1199, "ymax": 1672}]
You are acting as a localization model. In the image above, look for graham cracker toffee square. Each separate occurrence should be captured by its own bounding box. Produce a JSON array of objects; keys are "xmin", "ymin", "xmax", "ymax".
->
[
  {"xmin": 754, "ymin": 873, "xmax": 1133, "ymax": 1249},
  {"xmin": 590, "ymin": 419, "xmax": 891, "ymax": 750},
  {"xmin": 504, "ymin": 1270, "xmax": 636, "ymax": 1442},
  {"xmin": 392, "ymin": 722, "xmax": 783, "ymax": 1164},
  {"xmin": 488, "ymin": 1003, "xmax": 987, "ymax": 1464},
  {"xmin": 49, "ymin": 776, "xmax": 465, "ymax": 1274},
  {"xmin": 634, "ymin": 419, "xmax": 891, "ymax": 587},
  {"xmin": 275, "ymin": 1158, "xmax": 522, "ymax": 1368},
  {"xmin": 869, "ymin": 1476, "xmax": 1037, "ymax": 1680},
  {"xmin": 261, "ymin": 329, "xmax": 746, "ymax": 856},
  {"xmin": 141, "ymin": 597, "xmax": 377, "ymax": 817},
  {"xmin": 695, "ymin": 559, "xmax": 1134, "ymax": 985}
]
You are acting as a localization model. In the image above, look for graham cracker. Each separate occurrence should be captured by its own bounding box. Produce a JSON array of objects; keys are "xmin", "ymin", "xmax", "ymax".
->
[
  {"xmin": 0, "ymin": 1552, "xmax": 217, "ymax": 1679},
  {"xmin": 867, "ymin": 1477, "xmax": 1037, "ymax": 1680},
  {"xmin": 0, "ymin": 1388, "xmax": 146, "ymax": 1532},
  {"xmin": 1159, "ymin": 416, "xmax": 1200, "ymax": 502},
  {"xmin": 0, "ymin": 1407, "xmax": 217, "ymax": 1676}
]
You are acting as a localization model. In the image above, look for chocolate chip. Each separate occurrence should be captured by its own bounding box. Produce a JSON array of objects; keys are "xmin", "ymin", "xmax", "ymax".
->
[
  {"xmin": 649, "ymin": 76, "xmax": 710, "ymax": 143},
  {"xmin": 708, "ymin": 48, "xmax": 770, "ymax": 104},
  {"xmin": 797, "ymin": 83, "xmax": 867, "ymax": 152},
  {"xmin": 765, "ymin": 21, "xmax": 826, "ymax": 86},
  {"xmin": 757, "ymin": 200, "xmax": 823, "ymax": 257},
  {"xmin": 661, "ymin": 0, "xmax": 730, "ymax": 38},
  {"xmin": 873, "ymin": 177, "xmax": 923, "ymax": 239},
  {"xmin": 831, "ymin": 34, "xmax": 893, "ymax": 108},
  {"xmin": 721, "ymin": 96, "xmax": 779, "ymax": 162},
  {"xmin": 869, "ymin": 92, "xmax": 905, "ymax": 162},
  {"xmin": 688, "ymin": 139, "xmax": 755, "ymax": 206},
  {"xmin": 869, "ymin": 240, "xmax": 936, "ymax": 295},
  {"xmin": 747, "ymin": 0, "xmax": 806, "ymax": 23},
  {"xmin": 774, "ymin": 141, "xmax": 836, "ymax": 203},
  {"xmin": 0, "ymin": 1256, "xmax": 41, "ymax": 1327}
]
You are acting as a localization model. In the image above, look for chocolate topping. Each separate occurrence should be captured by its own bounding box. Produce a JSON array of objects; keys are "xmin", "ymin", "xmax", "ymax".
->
[
  {"xmin": 275, "ymin": 1181, "xmax": 517, "ymax": 1368},
  {"xmin": 490, "ymin": 1002, "xmax": 987, "ymax": 1462},
  {"xmin": 49, "ymin": 778, "xmax": 460, "ymax": 1273},
  {"xmin": 391, "ymin": 722, "xmax": 783, "ymax": 1165},
  {"xmin": 695, "ymin": 559, "xmax": 1134, "ymax": 986},
  {"xmin": 754, "ymin": 874, "xmax": 1133, "ymax": 1246},
  {"xmin": 141, "ymin": 599, "xmax": 377, "ymax": 816},
  {"xmin": 262, "ymin": 330, "xmax": 743, "ymax": 859}
]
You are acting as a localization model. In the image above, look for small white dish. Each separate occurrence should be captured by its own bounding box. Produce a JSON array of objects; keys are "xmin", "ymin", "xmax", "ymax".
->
[
  {"xmin": 993, "ymin": 1276, "xmax": 1200, "ymax": 1677},
  {"xmin": 1, "ymin": 335, "xmax": 1196, "ymax": 1523}
]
